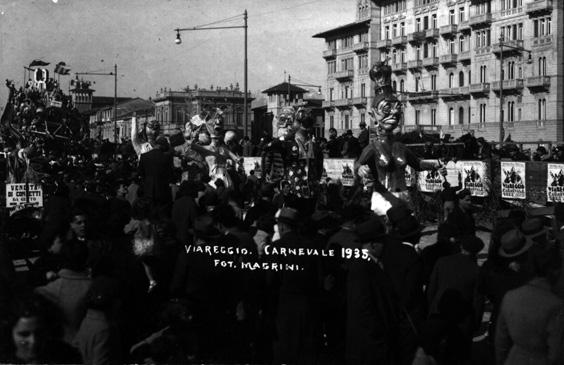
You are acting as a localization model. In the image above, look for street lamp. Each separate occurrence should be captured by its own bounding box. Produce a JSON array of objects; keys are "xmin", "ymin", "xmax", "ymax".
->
[
  {"xmin": 174, "ymin": 11, "xmax": 249, "ymax": 137},
  {"xmin": 498, "ymin": 35, "xmax": 532, "ymax": 144},
  {"xmin": 75, "ymin": 64, "xmax": 119, "ymax": 143}
]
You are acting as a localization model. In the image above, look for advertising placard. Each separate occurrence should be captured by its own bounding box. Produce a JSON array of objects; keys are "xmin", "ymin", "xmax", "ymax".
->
[
  {"xmin": 547, "ymin": 163, "xmax": 564, "ymax": 202},
  {"xmin": 6, "ymin": 183, "xmax": 44, "ymax": 208},
  {"xmin": 323, "ymin": 159, "xmax": 355, "ymax": 186},
  {"xmin": 242, "ymin": 157, "xmax": 262, "ymax": 179},
  {"xmin": 501, "ymin": 161, "xmax": 526, "ymax": 199},
  {"xmin": 460, "ymin": 161, "xmax": 488, "ymax": 197}
]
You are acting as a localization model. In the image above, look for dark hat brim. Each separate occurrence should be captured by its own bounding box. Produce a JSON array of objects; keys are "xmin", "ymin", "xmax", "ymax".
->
[{"xmin": 498, "ymin": 236, "xmax": 535, "ymax": 258}]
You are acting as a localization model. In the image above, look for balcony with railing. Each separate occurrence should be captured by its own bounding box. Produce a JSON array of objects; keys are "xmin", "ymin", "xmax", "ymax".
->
[
  {"xmin": 407, "ymin": 31, "xmax": 426, "ymax": 43},
  {"xmin": 425, "ymin": 28, "xmax": 439, "ymax": 39},
  {"xmin": 440, "ymin": 24, "xmax": 457, "ymax": 37},
  {"xmin": 458, "ymin": 50, "xmax": 471, "ymax": 63},
  {"xmin": 322, "ymin": 48, "xmax": 337, "ymax": 59},
  {"xmin": 352, "ymin": 97, "xmax": 368, "ymax": 106},
  {"xmin": 398, "ymin": 94, "xmax": 407, "ymax": 102},
  {"xmin": 469, "ymin": 13, "xmax": 492, "ymax": 28},
  {"xmin": 458, "ymin": 86, "xmax": 470, "ymax": 97},
  {"xmin": 321, "ymin": 100, "xmax": 335, "ymax": 108},
  {"xmin": 458, "ymin": 20, "xmax": 471, "ymax": 32},
  {"xmin": 409, "ymin": 91, "xmax": 439, "ymax": 102},
  {"xmin": 353, "ymin": 41, "xmax": 370, "ymax": 53},
  {"xmin": 423, "ymin": 57, "xmax": 439, "ymax": 68},
  {"xmin": 376, "ymin": 39, "xmax": 391, "ymax": 49},
  {"xmin": 334, "ymin": 98, "xmax": 353, "ymax": 108},
  {"xmin": 470, "ymin": 83, "xmax": 490, "ymax": 94},
  {"xmin": 526, "ymin": 0, "xmax": 553, "ymax": 15},
  {"xmin": 439, "ymin": 88, "xmax": 457, "ymax": 100},
  {"xmin": 391, "ymin": 35, "xmax": 408, "ymax": 46},
  {"xmin": 526, "ymin": 76, "xmax": 551, "ymax": 90},
  {"xmin": 334, "ymin": 70, "xmax": 354, "ymax": 81},
  {"xmin": 407, "ymin": 60, "xmax": 423, "ymax": 70},
  {"xmin": 440, "ymin": 54, "xmax": 458, "ymax": 66},
  {"xmin": 533, "ymin": 35, "xmax": 553, "ymax": 47},
  {"xmin": 492, "ymin": 40, "xmax": 524, "ymax": 55},
  {"xmin": 392, "ymin": 62, "xmax": 408, "ymax": 73},
  {"xmin": 491, "ymin": 79, "xmax": 524, "ymax": 92}
]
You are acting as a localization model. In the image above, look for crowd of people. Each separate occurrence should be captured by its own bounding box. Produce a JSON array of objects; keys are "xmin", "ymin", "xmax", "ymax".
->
[{"xmin": 0, "ymin": 73, "xmax": 563, "ymax": 365}]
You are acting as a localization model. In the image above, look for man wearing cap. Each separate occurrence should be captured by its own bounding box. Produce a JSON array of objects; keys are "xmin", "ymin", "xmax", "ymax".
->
[
  {"xmin": 138, "ymin": 133, "xmax": 174, "ymax": 213},
  {"xmin": 445, "ymin": 188, "xmax": 476, "ymax": 237},
  {"xmin": 271, "ymin": 207, "xmax": 321, "ymax": 365},
  {"xmin": 346, "ymin": 216, "xmax": 400, "ymax": 364}
]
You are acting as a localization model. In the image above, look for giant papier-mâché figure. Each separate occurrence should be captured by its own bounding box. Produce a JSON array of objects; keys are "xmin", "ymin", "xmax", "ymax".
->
[{"xmin": 356, "ymin": 61, "xmax": 443, "ymax": 216}]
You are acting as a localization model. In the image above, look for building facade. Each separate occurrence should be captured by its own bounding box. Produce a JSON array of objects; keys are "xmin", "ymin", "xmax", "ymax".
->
[
  {"xmin": 313, "ymin": 0, "xmax": 383, "ymax": 137},
  {"xmin": 152, "ymin": 85, "xmax": 253, "ymax": 138},
  {"xmin": 88, "ymin": 98, "xmax": 154, "ymax": 141},
  {"xmin": 315, "ymin": 0, "xmax": 564, "ymax": 142}
]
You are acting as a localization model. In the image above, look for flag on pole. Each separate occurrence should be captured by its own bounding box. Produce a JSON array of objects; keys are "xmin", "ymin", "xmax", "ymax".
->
[
  {"xmin": 29, "ymin": 59, "xmax": 50, "ymax": 67},
  {"xmin": 54, "ymin": 62, "xmax": 71, "ymax": 75}
]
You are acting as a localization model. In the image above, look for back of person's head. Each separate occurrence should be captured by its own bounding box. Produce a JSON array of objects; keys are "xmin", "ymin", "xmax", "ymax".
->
[
  {"xmin": 131, "ymin": 198, "xmax": 153, "ymax": 220},
  {"xmin": 527, "ymin": 242, "xmax": 561, "ymax": 283},
  {"xmin": 214, "ymin": 204, "xmax": 239, "ymax": 229},
  {"xmin": 61, "ymin": 240, "xmax": 89, "ymax": 272}
]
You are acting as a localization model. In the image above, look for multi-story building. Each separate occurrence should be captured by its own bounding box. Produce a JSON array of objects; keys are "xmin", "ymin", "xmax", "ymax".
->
[
  {"xmin": 88, "ymin": 98, "xmax": 154, "ymax": 141},
  {"xmin": 315, "ymin": 0, "xmax": 564, "ymax": 142},
  {"xmin": 152, "ymin": 85, "xmax": 253, "ymax": 138},
  {"xmin": 313, "ymin": 0, "xmax": 381, "ymax": 137}
]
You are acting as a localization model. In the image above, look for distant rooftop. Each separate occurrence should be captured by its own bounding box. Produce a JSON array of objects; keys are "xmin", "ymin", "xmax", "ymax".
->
[
  {"xmin": 312, "ymin": 19, "xmax": 370, "ymax": 38},
  {"xmin": 262, "ymin": 82, "xmax": 308, "ymax": 95}
]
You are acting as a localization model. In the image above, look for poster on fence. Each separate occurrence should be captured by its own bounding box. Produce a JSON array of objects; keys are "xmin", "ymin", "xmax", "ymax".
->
[
  {"xmin": 546, "ymin": 163, "xmax": 564, "ymax": 202},
  {"xmin": 5, "ymin": 183, "xmax": 44, "ymax": 208},
  {"xmin": 323, "ymin": 158, "xmax": 355, "ymax": 186},
  {"xmin": 460, "ymin": 161, "xmax": 488, "ymax": 197},
  {"xmin": 242, "ymin": 157, "xmax": 262, "ymax": 179},
  {"xmin": 417, "ymin": 160, "xmax": 444, "ymax": 192},
  {"xmin": 501, "ymin": 161, "xmax": 526, "ymax": 199}
]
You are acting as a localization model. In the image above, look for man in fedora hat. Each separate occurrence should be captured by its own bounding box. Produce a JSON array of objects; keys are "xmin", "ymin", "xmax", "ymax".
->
[
  {"xmin": 384, "ymin": 206, "xmax": 426, "ymax": 365},
  {"xmin": 271, "ymin": 207, "xmax": 322, "ymax": 365},
  {"xmin": 346, "ymin": 216, "xmax": 401, "ymax": 364},
  {"xmin": 357, "ymin": 120, "xmax": 369, "ymax": 150}
]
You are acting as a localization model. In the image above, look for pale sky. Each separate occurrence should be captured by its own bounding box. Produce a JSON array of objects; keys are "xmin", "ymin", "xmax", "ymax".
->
[{"xmin": 0, "ymin": 0, "xmax": 355, "ymax": 105}]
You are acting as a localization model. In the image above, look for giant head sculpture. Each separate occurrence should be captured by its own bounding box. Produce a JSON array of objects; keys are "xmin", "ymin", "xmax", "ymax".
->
[{"xmin": 368, "ymin": 61, "xmax": 402, "ymax": 135}]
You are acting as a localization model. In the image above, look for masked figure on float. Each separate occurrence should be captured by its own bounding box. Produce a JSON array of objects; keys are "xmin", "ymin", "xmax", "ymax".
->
[
  {"xmin": 262, "ymin": 106, "xmax": 322, "ymax": 199},
  {"xmin": 356, "ymin": 61, "xmax": 443, "ymax": 216}
]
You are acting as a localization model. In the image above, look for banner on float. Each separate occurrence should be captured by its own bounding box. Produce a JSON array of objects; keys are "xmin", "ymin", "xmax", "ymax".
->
[
  {"xmin": 242, "ymin": 157, "xmax": 262, "ymax": 179},
  {"xmin": 323, "ymin": 158, "xmax": 355, "ymax": 186},
  {"xmin": 460, "ymin": 161, "xmax": 488, "ymax": 197},
  {"xmin": 5, "ymin": 183, "xmax": 44, "ymax": 208},
  {"xmin": 546, "ymin": 163, "xmax": 564, "ymax": 202},
  {"xmin": 501, "ymin": 161, "xmax": 526, "ymax": 199}
]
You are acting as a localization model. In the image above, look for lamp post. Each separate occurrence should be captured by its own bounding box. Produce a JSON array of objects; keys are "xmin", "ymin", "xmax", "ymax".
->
[
  {"xmin": 75, "ymin": 64, "xmax": 119, "ymax": 142},
  {"xmin": 497, "ymin": 36, "xmax": 532, "ymax": 145},
  {"xmin": 175, "ymin": 11, "xmax": 249, "ymax": 137}
]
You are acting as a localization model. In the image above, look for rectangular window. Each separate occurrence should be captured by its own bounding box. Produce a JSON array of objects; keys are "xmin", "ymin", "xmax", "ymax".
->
[
  {"xmin": 450, "ymin": 39, "xmax": 455, "ymax": 54},
  {"xmin": 415, "ymin": 76, "xmax": 421, "ymax": 92},
  {"xmin": 416, "ymin": 45, "xmax": 421, "ymax": 60},
  {"xmin": 431, "ymin": 74, "xmax": 437, "ymax": 90},
  {"xmin": 330, "ymin": 115, "xmax": 334, "ymax": 128},
  {"xmin": 547, "ymin": 17, "xmax": 552, "ymax": 35},
  {"xmin": 416, "ymin": 18, "xmax": 421, "ymax": 31},
  {"xmin": 393, "ymin": 23, "xmax": 397, "ymax": 38},
  {"xmin": 450, "ymin": 9, "xmax": 455, "ymax": 25},
  {"xmin": 361, "ymin": 113, "xmax": 366, "ymax": 125},
  {"xmin": 361, "ymin": 83, "xmax": 366, "ymax": 97},
  {"xmin": 432, "ymin": 14, "xmax": 437, "ymax": 28},
  {"xmin": 432, "ymin": 42, "xmax": 437, "ymax": 57},
  {"xmin": 534, "ymin": 19, "xmax": 539, "ymax": 37},
  {"xmin": 424, "ymin": 16, "xmax": 429, "ymax": 30},
  {"xmin": 424, "ymin": 42, "xmax": 429, "ymax": 58},
  {"xmin": 540, "ymin": 19, "xmax": 545, "ymax": 36},
  {"xmin": 518, "ymin": 23, "xmax": 523, "ymax": 40},
  {"xmin": 486, "ymin": 29, "xmax": 491, "ymax": 45},
  {"xmin": 385, "ymin": 26, "xmax": 390, "ymax": 40},
  {"xmin": 345, "ymin": 114, "xmax": 350, "ymax": 130},
  {"xmin": 431, "ymin": 108, "xmax": 436, "ymax": 125},
  {"xmin": 415, "ymin": 110, "xmax": 420, "ymax": 125},
  {"xmin": 459, "ymin": 7, "xmax": 465, "ymax": 22},
  {"xmin": 400, "ymin": 22, "xmax": 405, "ymax": 36},
  {"xmin": 329, "ymin": 88, "xmax": 334, "ymax": 101}
]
